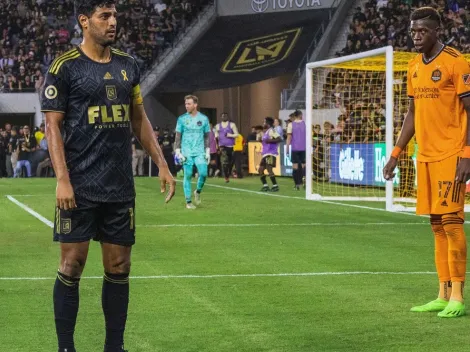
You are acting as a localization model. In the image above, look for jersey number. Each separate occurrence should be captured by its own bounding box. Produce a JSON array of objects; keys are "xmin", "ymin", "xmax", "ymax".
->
[{"xmin": 438, "ymin": 181, "xmax": 452, "ymax": 199}]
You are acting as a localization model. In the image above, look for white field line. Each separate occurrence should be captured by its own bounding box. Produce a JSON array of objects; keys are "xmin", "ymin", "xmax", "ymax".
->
[
  {"xmin": 0, "ymin": 271, "xmax": 439, "ymax": 281},
  {"xmin": 138, "ymin": 222, "xmax": 427, "ymax": 228},
  {"xmin": 6, "ymin": 195, "xmax": 54, "ymax": 228}
]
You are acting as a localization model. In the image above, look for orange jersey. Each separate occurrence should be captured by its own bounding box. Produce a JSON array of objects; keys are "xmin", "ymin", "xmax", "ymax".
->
[{"xmin": 407, "ymin": 46, "xmax": 470, "ymax": 162}]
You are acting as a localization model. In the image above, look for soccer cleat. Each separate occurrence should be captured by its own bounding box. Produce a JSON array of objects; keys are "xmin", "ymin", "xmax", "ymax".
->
[
  {"xmin": 437, "ymin": 300, "xmax": 466, "ymax": 318},
  {"xmin": 224, "ymin": 177, "xmax": 229, "ymax": 183},
  {"xmin": 186, "ymin": 202, "xmax": 197, "ymax": 209},
  {"xmin": 410, "ymin": 298, "xmax": 449, "ymax": 312},
  {"xmin": 270, "ymin": 185, "xmax": 279, "ymax": 192},
  {"xmin": 261, "ymin": 185, "xmax": 269, "ymax": 192},
  {"xmin": 193, "ymin": 190, "xmax": 201, "ymax": 206},
  {"xmin": 294, "ymin": 185, "xmax": 300, "ymax": 191},
  {"xmin": 59, "ymin": 349, "xmax": 76, "ymax": 352}
]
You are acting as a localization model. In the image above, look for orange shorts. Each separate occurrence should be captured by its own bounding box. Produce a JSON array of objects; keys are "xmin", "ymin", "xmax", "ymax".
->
[{"xmin": 416, "ymin": 153, "xmax": 466, "ymax": 215}]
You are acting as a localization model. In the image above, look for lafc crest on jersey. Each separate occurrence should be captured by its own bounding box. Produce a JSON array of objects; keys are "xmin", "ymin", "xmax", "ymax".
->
[{"xmin": 106, "ymin": 85, "xmax": 117, "ymax": 101}]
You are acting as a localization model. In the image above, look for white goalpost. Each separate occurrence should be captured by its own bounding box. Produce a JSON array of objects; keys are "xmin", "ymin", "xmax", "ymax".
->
[{"xmin": 305, "ymin": 46, "xmax": 416, "ymax": 212}]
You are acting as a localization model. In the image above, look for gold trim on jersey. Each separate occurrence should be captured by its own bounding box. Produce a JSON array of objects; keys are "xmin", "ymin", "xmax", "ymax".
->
[
  {"xmin": 111, "ymin": 48, "xmax": 132, "ymax": 58},
  {"xmin": 41, "ymin": 110, "xmax": 66, "ymax": 113},
  {"xmin": 49, "ymin": 49, "xmax": 80, "ymax": 75}
]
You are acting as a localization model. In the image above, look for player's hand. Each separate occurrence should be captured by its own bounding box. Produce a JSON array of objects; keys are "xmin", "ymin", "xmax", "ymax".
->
[
  {"xmin": 175, "ymin": 148, "xmax": 186, "ymax": 163},
  {"xmin": 455, "ymin": 158, "xmax": 470, "ymax": 183},
  {"xmin": 56, "ymin": 179, "xmax": 76, "ymax": 210},
  {"xmin": 159, "ymin": 167, "xmax": 176, "ymax": 203},
  {"xmin": 383, "ymin": 157, "xmax": 398, "ymax": 181}
]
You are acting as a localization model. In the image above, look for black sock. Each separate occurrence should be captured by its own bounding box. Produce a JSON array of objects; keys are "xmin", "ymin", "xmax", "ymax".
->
[
  {"xmin": 102, "ymin": 272, "xmax": 130, "ymax": 351},
  {"xmin": 260, "ymin": 175, "xmax": 267, "ymax": 185},
  {"xmin": 292, "ymin": 169, "xmax": 298, "ymax": 185},
  {"xmin": 270, "ymin": 176, "xmax": 277, "ymax": 186},
  {"xmin": 54, "ymin": 271, "xmax": 80, "ymax": 350}
]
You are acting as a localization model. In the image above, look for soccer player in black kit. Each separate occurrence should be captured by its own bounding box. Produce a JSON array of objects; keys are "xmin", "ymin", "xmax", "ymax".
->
[{"xmin": 40, "ymin": 1, "xmax": 176, "ymax": 351}]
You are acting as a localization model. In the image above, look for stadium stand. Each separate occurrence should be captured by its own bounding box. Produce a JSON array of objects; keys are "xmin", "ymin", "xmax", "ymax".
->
[
  {"xmin": 0, "ymin": 0, "xmax": 210, "ymax": 94},
  {"xmin": 0, "ymin": 0, "xmax": 210, "ymax": 178},
  {"xmin": 337, "ymin": 0, "xmax": 470, "ymax": 56}
]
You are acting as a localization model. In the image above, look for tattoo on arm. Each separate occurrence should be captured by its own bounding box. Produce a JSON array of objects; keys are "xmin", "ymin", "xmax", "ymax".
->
[{"xmin": 175, "ymin": 132, "xmax": 181, "ymax": 150}]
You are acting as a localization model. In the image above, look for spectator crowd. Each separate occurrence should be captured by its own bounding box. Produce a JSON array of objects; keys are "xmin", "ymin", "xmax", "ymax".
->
[{"xmin": 0, "ymin": 0, "xmax": 209, "ymax": 93}]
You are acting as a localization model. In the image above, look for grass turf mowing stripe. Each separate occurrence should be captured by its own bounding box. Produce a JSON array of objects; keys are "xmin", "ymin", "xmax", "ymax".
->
[{"xmin": 0, "ymin": 271, "xmax": 439, "ymax": 280}]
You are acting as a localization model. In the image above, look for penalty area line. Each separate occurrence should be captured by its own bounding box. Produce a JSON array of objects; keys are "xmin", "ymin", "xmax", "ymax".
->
[
  {"xmin": 0, "ymin": 271, "xmax": 439, "ymax": 281},
  {"xmin": 6, "ymin": 195, "xmax": 54, "ymax": 228}
]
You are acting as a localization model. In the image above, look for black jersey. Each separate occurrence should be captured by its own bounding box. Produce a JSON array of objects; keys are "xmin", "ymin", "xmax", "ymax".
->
[{"xmin": 40, "ymin": 47, "xmax": 143, "ymax": 202}]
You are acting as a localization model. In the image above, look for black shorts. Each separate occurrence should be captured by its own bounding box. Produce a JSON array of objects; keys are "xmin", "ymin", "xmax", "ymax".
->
[
  {"xmin": 53, "ymin": 196, "xmax": 136, "ymax": 246},
  {"xmin": 210, "ymin": 153, "xmax": 218, "ymax": 162},
  {"xmin": 260, "ymin": 155, "xmax": 277, "ymax": 168},
  {"xmin": 291, "ymin": 151, "xmax": 306, "ymax": 164},
  {"xmin": 220, "ymin": 146, "xmax": 233, "ymax": 163}
]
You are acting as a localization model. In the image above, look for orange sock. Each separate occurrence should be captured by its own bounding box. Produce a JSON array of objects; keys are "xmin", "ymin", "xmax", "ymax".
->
[
  {"xmin": 431, "ymin": 215, "xmax": 450, "ymax": 282},
  {"xmin": 442, "ymin": 212, "xmax": 467, "ymax": 282}
]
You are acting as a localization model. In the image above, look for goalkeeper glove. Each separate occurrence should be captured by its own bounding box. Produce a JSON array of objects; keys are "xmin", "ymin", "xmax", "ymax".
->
[
  {"xmin": 205, "ymin": 148, "xmax": 211, "ymax": 165},
  {"xmin": 175, "ymin": 148, "xmax": 186, "ymax": 163}
]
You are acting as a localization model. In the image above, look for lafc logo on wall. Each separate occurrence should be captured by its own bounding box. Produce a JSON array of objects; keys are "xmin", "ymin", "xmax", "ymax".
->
[
  {"xmin": 106, "ymin": 85, "xmax": 117, "ymax": 101},
  {"xmin": 221, "ymin": 28, "xmax": 302, "ymax": 73}
]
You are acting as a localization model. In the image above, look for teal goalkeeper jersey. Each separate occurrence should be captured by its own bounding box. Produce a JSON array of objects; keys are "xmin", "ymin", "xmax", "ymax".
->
[{"xmin": 176, "ymin": 112, "xmax": 210, "ymax": 157}]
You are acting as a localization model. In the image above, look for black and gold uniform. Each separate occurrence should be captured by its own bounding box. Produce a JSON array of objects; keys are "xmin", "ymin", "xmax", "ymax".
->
[{"xmin": 41, "ymin": 47, "xmax": 144, "ymax": 245}]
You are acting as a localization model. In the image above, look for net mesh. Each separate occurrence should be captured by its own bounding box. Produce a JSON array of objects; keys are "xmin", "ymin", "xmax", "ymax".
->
[
  {"xmin": 309, "ymin": 51, "xmax": 470, "ymax": 208},
  {"xmin": 309, "ymin": 52, "xmax": 415, "ymax": 204}
]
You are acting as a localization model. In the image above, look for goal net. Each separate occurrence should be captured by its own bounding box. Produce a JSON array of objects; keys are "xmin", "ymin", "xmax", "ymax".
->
[{"xmin": 305, "ymin": 46, "xmax": 419, "ymax": 212}]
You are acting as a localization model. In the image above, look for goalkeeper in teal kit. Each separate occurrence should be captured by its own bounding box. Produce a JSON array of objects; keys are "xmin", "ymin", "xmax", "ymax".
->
[{"xmin": 175, "ymin": 95, "xmax": 210, "ymax": 209}]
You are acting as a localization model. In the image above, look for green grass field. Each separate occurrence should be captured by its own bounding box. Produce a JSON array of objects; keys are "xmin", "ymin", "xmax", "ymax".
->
[{"xmin": 1, "ymin": 177, "xmax": 469, "ymax": 351}]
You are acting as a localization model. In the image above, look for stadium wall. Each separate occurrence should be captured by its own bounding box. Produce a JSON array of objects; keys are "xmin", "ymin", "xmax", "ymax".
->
[{"xmin": 0, "ymin": 93, "xmax": 42, "ymax": 126}]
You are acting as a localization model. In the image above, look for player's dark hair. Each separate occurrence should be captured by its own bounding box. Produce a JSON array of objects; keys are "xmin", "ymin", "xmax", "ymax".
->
[
  {"xmin": 74, "ymin": 0, "xmax": 117, "ymax": 29},
  {"xmin": 293, "ymin": 109, "xmax": 302, "ymax": 118},
  {"xmin": 265, "ymin": 117, "xmax": 274, "ymax": 127},
  {"xmin": 410, "ymin": 7, "xmax": 441, "ymax": 26}
]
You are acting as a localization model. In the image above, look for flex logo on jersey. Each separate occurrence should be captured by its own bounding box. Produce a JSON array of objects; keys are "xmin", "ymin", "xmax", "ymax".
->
[
  {"xmin": 463, "ymin": 74, "xmax": 470, "ymax": 85},
  {"xmin": 221, "ymin": 28, "xmax": 301, "ymax": 73},
  {"xmin": 88, "ymin": 104, "xmax": 130, "ymax": 125},
  {"xmin": 431, "ymin": 69, "xmax": 442, "ymax": 82}
]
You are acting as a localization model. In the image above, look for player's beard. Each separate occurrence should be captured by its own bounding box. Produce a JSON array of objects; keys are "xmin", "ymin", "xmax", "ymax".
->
[{"xmin": 89, "ymin": 22, "xmax": 115, "ymax": 47}]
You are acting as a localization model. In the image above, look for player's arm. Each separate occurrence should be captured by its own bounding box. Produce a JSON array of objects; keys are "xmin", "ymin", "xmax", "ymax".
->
[
  {"xmin": 451, "ymin": 55, "xmax": 470, "ymax": 182},
  {"xmin": 41, "ymin": 64, "xmax": 76, "ymax": 210},
  {"xmin": 174, "ymin": 118, "xmax": 186, "ymax": 162},
  {"xmin": 214, "ymin": 124, "xmax": 220, "ymax": 145},
  {"xmin": 227, "ymin": 123, "xmax": 239, "ymax": 139},
  {"xmin": 286, "ymin": 122, "xmax": 292, "ymax": 148},
  {"xmin": 456, "ymin": 97, "xmax": 470, "ymax": 182},
  {"xmin": 204, "ymin": 119, "xmax": 211, "ymax": 163},
  {"xmin": 45, "ymin": 111, "xmax": 76, "ymax": 210}
]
